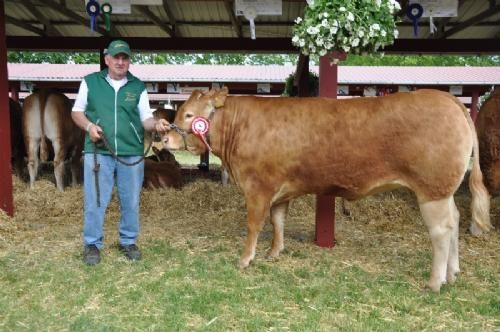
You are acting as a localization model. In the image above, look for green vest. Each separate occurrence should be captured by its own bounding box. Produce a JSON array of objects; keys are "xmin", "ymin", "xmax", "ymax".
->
[{"xmin": 83, "ymin": 69, "xmax": 146, "ymax": 156}]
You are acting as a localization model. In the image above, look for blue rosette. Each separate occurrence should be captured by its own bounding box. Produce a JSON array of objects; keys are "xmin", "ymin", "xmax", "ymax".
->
[
  {"xmin": 407, "ymin": 3, "xmax": 423, "ymax": 37},
  {"xmin": 86, "ymin": 0, "xmax": 101, "ymax": 32}
]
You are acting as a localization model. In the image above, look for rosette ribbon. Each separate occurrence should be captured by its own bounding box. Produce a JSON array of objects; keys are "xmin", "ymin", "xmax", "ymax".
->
[
  {"xmin": 407, "ymin": 3, "xmax": 423, "ymax": 37},
  {"xmin": 86, "ymin": 0, "xmax": 100, "ymax": 32},
  {"xmin": 191, "ymin": 116, "xmax": 212, "ymax": 152},
  {"xmin": 101, "ymin": 3, "xmax": 112, "ymax": 32}
]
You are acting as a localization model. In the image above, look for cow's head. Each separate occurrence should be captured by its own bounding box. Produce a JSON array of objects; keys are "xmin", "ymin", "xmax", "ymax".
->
[{"xmin": 163, "ymin": 87, "xmax": 228, "ymax": 154}]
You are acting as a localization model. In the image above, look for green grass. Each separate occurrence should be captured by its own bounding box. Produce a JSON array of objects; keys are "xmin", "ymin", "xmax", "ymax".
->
[
  {"xmin": 0, "ymin": 177, "xmax": 498, "ymax": 331},
  {"xmin": 171, "ymin": 151, "xmax": 222, "ymax": 167}
]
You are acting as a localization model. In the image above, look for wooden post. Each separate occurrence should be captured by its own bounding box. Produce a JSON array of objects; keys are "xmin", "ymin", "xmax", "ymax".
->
[
  {"xmin": 470, "ymin": 90, "xmax": 479, "ymax": 122},
  {"xmin": 315, "ymin": 54, "xmax": 339, "ymax": 247},
  {"xmin": 0, "ymin": 0, "xmax": 15, "ymax": 217}
]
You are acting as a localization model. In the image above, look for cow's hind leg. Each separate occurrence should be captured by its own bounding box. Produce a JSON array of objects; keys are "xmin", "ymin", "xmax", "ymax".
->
[
  {"xmin": 418, "ymin": 196, "xmax": 457, "ymax": 292},
  {"xmin": 447, "ymin": 199, "xmax": 460, "ymax": 284},
  {"xmin": 51, "ymin": 138, "xmax": 65, "ymax": 191},
  {"xmin": 268, "ymin": 201, "xmax": 289, "ymax": 259},
  {"xmin": 240, "ymin": 193, "xmax": 271, "ymax": 268},
  {"xmin": 26, "ymin": 137, "xmax": 41, "ymax": 189}
]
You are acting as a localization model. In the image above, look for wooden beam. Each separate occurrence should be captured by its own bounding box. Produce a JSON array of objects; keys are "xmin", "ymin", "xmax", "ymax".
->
[
  {"xmin": 223, "ymin": 0, "xmax": 242, "ymax": 37},
  {"xmin": 22, "ymin": 0, "xmax": 62, "ymax": 36},
  {"xmin": 5, "ymin": 15, "xmax": 46, "ymax": 36},
  {"xmin": 134, "ymin": 5, "xmax": 174, "ymax": 37},
  {"xmin": 0, "ymin": 0, "xmax": 15, "ymax": 217},
  {"xmin": 162, "ymin": 0, "xmax": 179, "ymax": 37},
  {"xmin": 437, "ymin": 4, "xmax": 500, "ymax": 38},
  {"xmin": 6, "ymin": 36, "xmax": 500, "ymax": 54}
]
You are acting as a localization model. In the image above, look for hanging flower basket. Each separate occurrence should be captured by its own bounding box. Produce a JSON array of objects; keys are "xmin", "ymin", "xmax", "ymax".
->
[{"xmin": 292, "ymin": 0, "xmax": 401, "ymax": 58}]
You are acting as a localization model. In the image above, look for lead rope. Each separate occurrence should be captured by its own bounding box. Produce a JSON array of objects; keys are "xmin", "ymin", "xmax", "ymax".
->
[{"xmin": 92, "ymin": 131, "xmax": 158, "ymax": 207}]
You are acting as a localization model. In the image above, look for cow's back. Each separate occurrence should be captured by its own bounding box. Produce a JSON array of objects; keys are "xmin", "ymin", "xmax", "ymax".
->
[
  {"xmin": 476, "ymin": 88, "xmax": 500, "ymax": 195},
  {"xmin": 214, "ymin": 89, "xmax": 472, "ymax": 202}
]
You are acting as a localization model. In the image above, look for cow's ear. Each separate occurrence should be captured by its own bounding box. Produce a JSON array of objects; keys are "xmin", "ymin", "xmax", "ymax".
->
[{"xmin": 213, "ymin": 87, "xmax": 228, "ymax": 108}]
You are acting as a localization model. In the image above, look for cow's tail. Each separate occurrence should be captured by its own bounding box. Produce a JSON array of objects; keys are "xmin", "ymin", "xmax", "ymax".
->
[
  {"xmin": 456, "ymin": 98, "xmax": 493, "ymax": 235},
  {"xmin": 38, "ymin": 90, "xmax": 49, "ymax": 162}
]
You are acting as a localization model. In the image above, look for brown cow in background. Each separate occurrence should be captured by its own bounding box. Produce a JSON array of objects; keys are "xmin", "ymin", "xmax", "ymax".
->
[
  {"xmin": 474, "ymin": 87, "xmax": 500, "ymax": 234},
  {"xmin": 9, "ymin": 98, "xmax": 25, "ymax": 176},
  {"xmin": 144, "ymin": 146, "xmax": 182, "ymax": 189},
  {"xmin": 23, "ymin": 90, "xmax": 84, "ymax": 191}
]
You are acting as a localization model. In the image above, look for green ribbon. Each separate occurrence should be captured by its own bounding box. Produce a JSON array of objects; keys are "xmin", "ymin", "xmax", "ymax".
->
[{"xmin": 101, "ymin": 3, "xmax": 112, "ymax": 32}]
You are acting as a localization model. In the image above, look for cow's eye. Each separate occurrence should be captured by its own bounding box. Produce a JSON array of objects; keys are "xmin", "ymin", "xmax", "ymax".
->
[{"xmin": 185, "ymin": 113, "xmax": 194, "ymax": 119}]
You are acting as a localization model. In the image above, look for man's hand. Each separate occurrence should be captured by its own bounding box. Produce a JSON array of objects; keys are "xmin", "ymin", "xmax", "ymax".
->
[
  {"xmin": 88, "ymin": 124, "xmax": 103, "ymax": 142},
  {"xmin": 154, "ymin": 118, "xmax": 170, "ymax": 133}
]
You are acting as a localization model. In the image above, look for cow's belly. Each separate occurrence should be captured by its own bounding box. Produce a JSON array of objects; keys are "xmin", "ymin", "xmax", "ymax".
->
[{"xmin": 270, "ymin": 178, "xmax": 409, "ymax": 204}]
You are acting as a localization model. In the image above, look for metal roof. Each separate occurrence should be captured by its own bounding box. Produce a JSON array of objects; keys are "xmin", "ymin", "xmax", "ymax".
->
[
  {"xmin": 4, "ymin": 1, "xmax": 500, "ymax": 53},
  {"xmin": 7, "ymin": 63, "xmax": 500, "ymax": 86}
]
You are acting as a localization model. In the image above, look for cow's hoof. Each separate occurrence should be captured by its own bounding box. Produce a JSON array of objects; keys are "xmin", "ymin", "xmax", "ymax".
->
[
  {"xmin": 426, "ymin": 280, "xmax": 444, "ymax": 292},
  {"xmin": 469, "ymin": 223, "xmax": 484, "ymax": 236},
  {"xmin": 446, "ymin": 270, "xmax": 459, "ymax": 284},
  {"xmin": 267, "ymin": 248, "xmax": 282, "ymax": 259},
  {"xmin": 239, "ymin": 257, "xmax": 251, "ymax": 269}
]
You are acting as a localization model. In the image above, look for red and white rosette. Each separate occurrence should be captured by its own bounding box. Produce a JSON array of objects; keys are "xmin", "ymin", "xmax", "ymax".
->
[{"xmin": 191, "ymin": 116, "xmax": 212, "ymax": 151}]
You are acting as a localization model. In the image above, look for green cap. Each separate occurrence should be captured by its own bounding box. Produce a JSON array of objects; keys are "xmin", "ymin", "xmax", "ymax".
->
[{"xmin": 105, "ymin": 40, "xmax": 131, "ymax": 57}]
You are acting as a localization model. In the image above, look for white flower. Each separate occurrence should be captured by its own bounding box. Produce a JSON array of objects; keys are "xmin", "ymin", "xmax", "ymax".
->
[
  {"xmin": 292, "ymin": 0, "xmax": 399, "ymax": 57},
  {"xmin": 307, "ymin": 26, "xmax": 320, "ymax": 35}
]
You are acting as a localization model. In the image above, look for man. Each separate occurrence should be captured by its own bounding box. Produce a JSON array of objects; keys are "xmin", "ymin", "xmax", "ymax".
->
[{"xmin": 72, "ymin": 40, "xmax": 170, "ymax": 265}]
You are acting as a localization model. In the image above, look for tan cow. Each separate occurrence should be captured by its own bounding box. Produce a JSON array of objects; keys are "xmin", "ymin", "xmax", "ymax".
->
[
  {"xmin": 475, "ymin": 87, "xmax": 500, "ymax": 233},
  {"xmin": 23, "ymin": 90, "xmax": 84, "ymax": 191},
  {"xmin": 163, "ymin": 87, "xmax": 491, "ymax": 292}
]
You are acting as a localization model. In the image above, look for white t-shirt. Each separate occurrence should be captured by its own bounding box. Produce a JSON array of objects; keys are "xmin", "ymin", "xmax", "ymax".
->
[{"xmin": 72, "ymin": 75, "xmax": 153, "ymax": 122}]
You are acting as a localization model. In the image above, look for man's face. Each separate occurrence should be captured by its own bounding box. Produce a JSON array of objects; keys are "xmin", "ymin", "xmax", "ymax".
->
[{"xmin": 105, "ymin": 53, "xmax": 130, "ymax": 80}]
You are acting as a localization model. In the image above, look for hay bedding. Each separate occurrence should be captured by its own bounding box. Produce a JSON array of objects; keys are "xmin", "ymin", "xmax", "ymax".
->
[{"xmin": 1, "ymin": 167, "xmax": 498, "ymax": 287}]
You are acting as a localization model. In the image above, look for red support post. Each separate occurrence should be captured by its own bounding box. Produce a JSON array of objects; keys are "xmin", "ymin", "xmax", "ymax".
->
[
  {"xmin": 470, "ymin": 90, "xmax": 479, "ymax": 122},
  {"xmin": 0, "ymin": 0, "xmax": 14, "ymax": 217},
  {"xmin": 315, "ymin": 54, "xmax": 339, "ymax": 247}
]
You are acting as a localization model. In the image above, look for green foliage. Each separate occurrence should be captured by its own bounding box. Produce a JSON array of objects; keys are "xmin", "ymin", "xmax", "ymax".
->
[{"xmin": 7, "ymin": 51, "xmax": 499, "ymax": 67}]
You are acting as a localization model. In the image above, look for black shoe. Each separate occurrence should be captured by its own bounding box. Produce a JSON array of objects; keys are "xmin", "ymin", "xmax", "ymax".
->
[
  {"xmin": 83, "ymin": 245, "xmax": 101, "ymax": 265},
  {"xmin": 119, "ymin": 244, "xmax": 142, "ymax": 261}
]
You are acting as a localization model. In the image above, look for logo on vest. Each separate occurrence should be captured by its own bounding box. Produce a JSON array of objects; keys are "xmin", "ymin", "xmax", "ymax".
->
[{"xmin": 124, "ymin": 92, "xmax": 137, "ymax": 102}]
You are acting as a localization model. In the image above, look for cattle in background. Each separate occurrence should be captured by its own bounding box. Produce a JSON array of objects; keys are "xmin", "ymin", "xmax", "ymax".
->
[
  {"xmin": 164, "ymin": 87, "xmax": 492, "ymax": 292},
  {"xmin": 144, "ymin": 146, "xmax": 182, "ymax": 189},
  {"xmin": 22, "ymin": 90, "xmax": 84, "ymax": 191},
  {"xmin": 474, "ymin": 87, "xmax": 500, "ymax": 234},
  {"xmin": 9, "ymin": 98, "xmax": 25, "ymax": 176},
  {"xmin": 144, "ymin": 107, "xmax": 177, "ymax": 152}
]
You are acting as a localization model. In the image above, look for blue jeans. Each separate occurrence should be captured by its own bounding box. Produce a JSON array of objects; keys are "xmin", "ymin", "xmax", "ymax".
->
[{"xmin": 83, "ymin": 153, "xmax": 144, "ymax": 249}]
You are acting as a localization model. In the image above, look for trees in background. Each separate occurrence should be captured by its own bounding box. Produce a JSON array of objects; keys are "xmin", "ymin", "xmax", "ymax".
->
[{"xmin": 7, "ymin": 51, "xmax": 499, "ymax": 66}]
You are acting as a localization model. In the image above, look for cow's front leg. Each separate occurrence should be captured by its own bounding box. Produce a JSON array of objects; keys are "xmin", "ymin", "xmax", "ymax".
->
[
  {"xmin": 240, "ymin": 194, "xmax": 270, "ymax": 268},
  {"xmin": 268, "ymin": 201, "xmax": 289, "ymax": 259}
]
